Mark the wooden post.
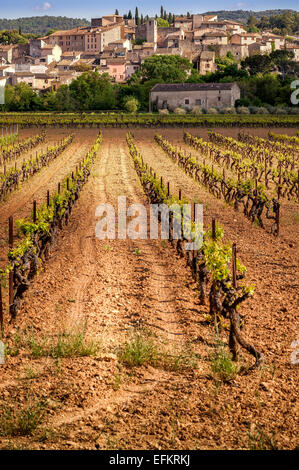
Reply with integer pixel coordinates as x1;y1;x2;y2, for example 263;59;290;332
33;200;37;223
211;217;218;334
276;202;280;237
58;182;60;194
67;178;69;190
8;216;13;316
47;190;50;207
160;176;163;188
0;283;3;334
192;201;197;261
230;243;239;360
167;182;170;197
179;189;181;200
212;218;216;240
232;243;237;289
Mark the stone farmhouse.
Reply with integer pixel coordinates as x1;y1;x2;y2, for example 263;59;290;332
149;82;241;111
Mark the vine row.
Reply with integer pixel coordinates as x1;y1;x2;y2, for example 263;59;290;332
126;131;263;369
155;133;280;235
1;132;102;317
0;134;73;202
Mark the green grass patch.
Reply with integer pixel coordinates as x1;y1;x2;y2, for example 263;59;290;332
210;347;240;383
0;400;47;437
118;330;198;372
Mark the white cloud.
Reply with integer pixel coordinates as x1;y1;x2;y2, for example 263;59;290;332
236;2;245;6
35;2;52;11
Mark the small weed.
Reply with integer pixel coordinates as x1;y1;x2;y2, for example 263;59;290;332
27;325;99;359
253;217;262;228
104;245;112;252
248;425;278;450
161;240;168;248
36;426;57;443
162;350;198;372
133;247;141;256
210;347;240;383
4;332;22;357
50;330;98;358
54;357;62;376
118;331;197;371
25;367;38;380
0;401;46;437
112;372;122;391
118;332;159;367
28;335;48;358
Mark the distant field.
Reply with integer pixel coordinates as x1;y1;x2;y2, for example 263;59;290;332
0;112;299;128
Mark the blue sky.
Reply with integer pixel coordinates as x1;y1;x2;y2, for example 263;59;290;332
0;1;298;19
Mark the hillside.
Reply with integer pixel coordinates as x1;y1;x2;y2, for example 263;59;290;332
202;9;297;23
0;16;90;35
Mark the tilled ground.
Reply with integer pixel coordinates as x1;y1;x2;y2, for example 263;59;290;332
0;128;298;450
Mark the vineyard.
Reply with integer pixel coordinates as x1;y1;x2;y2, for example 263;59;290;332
0;112;299;128
0;124;297;451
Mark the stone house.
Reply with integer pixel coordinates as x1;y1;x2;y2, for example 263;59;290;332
223;20;246;35
105;57;127;82
46;23;122;53
262;34;285;50
30;40;62;64
0;76;7;103
201;31;228;46
198;51;216;75
150;82;240;111
284;44;299;61
0;45;14;64
231;33;262;46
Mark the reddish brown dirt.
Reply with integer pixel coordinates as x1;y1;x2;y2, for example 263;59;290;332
0;128;298;450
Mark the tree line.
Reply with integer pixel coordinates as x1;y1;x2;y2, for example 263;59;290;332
1;51;298;113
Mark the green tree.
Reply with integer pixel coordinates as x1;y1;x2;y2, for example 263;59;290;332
4;83;42;111
241;54;273;76
68;71;116;110
156;18;169;27
0;29;27;44
257;16;270;30
123;96;139;113
135;7;139;25
41;88;57;111
132;55;193;83
115;9;119;15
55;85;76;111
45;29;56;36
247;14;258;28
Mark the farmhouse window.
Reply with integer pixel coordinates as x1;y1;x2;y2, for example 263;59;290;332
185;99;189;105
195;99;201;105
